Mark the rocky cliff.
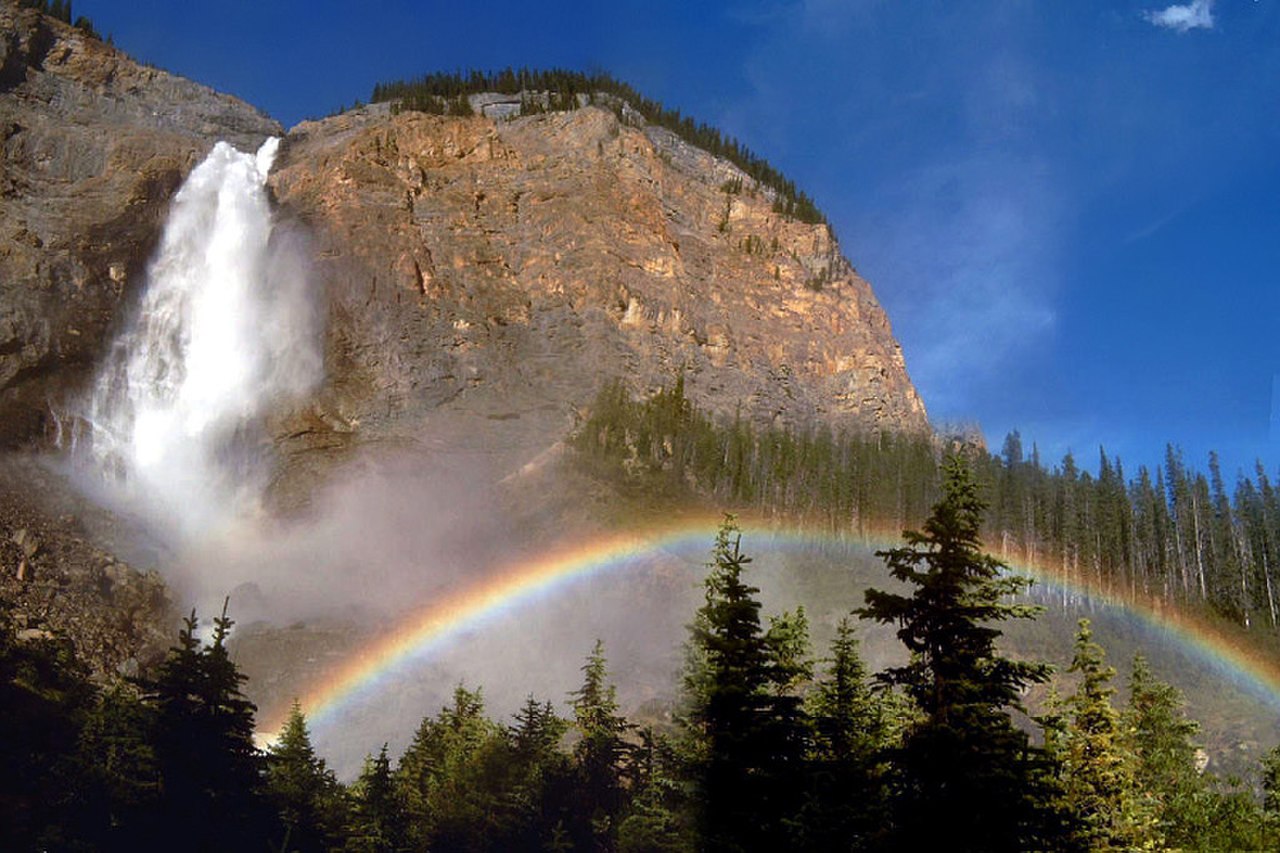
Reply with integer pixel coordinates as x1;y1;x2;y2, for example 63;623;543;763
0;3;278;672
0;2;280;446
266;101;927;496
0;2;928;672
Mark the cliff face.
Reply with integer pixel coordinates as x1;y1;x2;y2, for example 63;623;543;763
267;102;927;488
0;3;280;445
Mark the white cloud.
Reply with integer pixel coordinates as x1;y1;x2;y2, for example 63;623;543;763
1145;0;1215;32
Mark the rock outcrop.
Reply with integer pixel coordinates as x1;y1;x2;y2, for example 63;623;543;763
268;102;927;490
0;3;280;445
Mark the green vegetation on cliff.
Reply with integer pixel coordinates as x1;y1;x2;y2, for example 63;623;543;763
572;377;1280;637
370;67;826;224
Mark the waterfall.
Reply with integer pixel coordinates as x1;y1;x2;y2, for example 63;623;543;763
76;138;321;538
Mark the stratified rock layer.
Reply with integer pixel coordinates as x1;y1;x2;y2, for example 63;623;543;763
0;3;280;445
269;104;927;486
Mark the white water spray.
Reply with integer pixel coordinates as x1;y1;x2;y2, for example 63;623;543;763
76;139;321;539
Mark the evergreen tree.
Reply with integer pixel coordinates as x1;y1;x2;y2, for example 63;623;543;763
501;695;573;849
347;745;408;853
266;701;348;853
72;683;160;849
395;685;503;851
616;727;693;853
0;611;99;850
682;517;810;851
140;603;270;851
568;640;631;851
1057;620;1157;850
1124;653;1205;846
804;616;891;850
859;456;1057;851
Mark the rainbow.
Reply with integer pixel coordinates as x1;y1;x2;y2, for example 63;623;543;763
256;516;1280;741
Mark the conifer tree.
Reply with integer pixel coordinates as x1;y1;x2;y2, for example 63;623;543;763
616;727;693;853
682;517;811;851
805;616;890;850
859;456;1057;851
347;745;408;853
266;701;348;853
568;640;631;850
1057;620;1157;850
1125;653;1205;846
141;603;270;851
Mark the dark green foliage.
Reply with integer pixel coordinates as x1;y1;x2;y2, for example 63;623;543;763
71;684;160;849
266;701;349;853
859;457;1058;851
574;378;1280;635
682;518;811;851
347;745;408;853
370;68;825;224
803;617;892;849
568;640;631;850
573;377;939;531
394;685;504;851
138;602;272;851
617;727;694;852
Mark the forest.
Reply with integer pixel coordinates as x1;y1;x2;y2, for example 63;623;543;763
369;68;825;225
4;454;1280;851
573;377;1280;636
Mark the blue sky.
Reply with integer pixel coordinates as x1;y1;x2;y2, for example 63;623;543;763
79;0;1280;479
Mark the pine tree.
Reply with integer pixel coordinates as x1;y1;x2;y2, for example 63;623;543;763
72;684;160;849
616;727;693;853
141;603;270;851
1125;652;1205;846
396;684;503;851
568;640;631;851
266;701;348;853
1057;620;1158;850
682;516;810;851
805;616;890;850
347;745;408;853
859;455;1057;851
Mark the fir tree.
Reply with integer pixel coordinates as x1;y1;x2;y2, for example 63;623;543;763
1058;620;1158;850
140;603;270;851
804;616;891;850
682;517;810;851
395;684;503;851
266;701;348;853
568;640;631;851
1124;652;1205;846
859;455;1057;851
347;745;408;853
616;727;693;853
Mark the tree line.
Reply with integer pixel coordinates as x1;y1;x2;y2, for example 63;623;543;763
369;68;826;225
17;0;101;39
572;377;1280;635
4;461;1280;850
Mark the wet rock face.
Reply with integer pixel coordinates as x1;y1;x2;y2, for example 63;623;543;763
268;103;928;485
0;4;281;447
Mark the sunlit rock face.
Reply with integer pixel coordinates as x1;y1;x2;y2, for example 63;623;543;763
0;4;280;447
267;102;928;499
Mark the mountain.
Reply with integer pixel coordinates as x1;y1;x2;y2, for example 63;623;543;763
264;99;927;505
0;3;280;446
0;4;926;675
